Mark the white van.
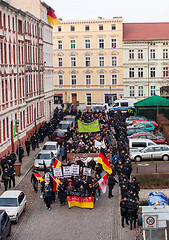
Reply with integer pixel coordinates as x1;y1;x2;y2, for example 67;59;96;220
129;139;156;153
110;98;137;111
92;104;109;113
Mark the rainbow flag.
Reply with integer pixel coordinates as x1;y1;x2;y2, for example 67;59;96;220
47;7;61;25
67;196;94;209
33;173;43;182
97;148;112;175
53;158;61;168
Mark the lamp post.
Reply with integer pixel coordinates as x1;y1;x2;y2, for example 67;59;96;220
14;120;20;163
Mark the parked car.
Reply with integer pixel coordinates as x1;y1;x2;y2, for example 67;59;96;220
51;130;66;144
0;210;11;239
41;142;60;157
129;122;155;132
63;115;76;127
34;151;55;170
129;139;156;152
129;133;166;144
127;128;147;136
130;145;169;162
58;120;73;132
0;191;26;223
132;120;158;128
125;116;147;125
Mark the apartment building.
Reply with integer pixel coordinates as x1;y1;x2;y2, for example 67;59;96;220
0;0;45;157
123;23;169;100
8;0;54;121
53;17;124;109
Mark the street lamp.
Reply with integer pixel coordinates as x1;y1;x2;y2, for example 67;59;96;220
14;120;20;163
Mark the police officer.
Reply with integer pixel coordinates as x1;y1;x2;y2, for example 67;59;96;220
16;144;24;163
120;197;129;227
128;199;139;230
108;173;118;198
8;165;15;188
130;177;140;201
25;138;31;156
2;168;10;191
31;134;36;151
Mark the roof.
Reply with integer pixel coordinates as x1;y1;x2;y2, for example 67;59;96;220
0;190;22;198
134;95;169;107
123;23;169;41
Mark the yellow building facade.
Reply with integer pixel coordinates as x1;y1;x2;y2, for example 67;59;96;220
53;17;123;109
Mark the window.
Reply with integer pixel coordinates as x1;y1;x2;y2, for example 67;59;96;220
163;42;168;45
85;39;90;49
150;67;155;78
85;25;90;31
99;39;104;49
70;25;75;31
18;20;22;33
58;75;63;86
8;15;10;30
111;24;116;30
163;67;169;77
54;95;63;104
58;57;62;67
70;39;76;49
71;75;76;86
99;24;103;30
99;74;105;86
85;56;90;67
3;14;6;29
0;11;2;28
112;74;117;85
138;68;143;78
130;86;134;97
86;75;91;86
58;26;61;32
111;56;117;66
129;68;134;78
111;39;117;48
129;50;134;59
151;86;156;96
163;49;168;59
138;86;143;97
71;57;76;67
86;93;91;105
99;56;104;67
150;49;155;59
57;40;62;50
138;49;143;59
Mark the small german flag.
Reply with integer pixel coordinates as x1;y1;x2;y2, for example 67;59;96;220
97;148;112;175
49;174;61;191
33;173;43;182
53;158;61;168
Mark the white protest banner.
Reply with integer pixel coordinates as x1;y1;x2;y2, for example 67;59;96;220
53;167;63;178
83;167;92;176
71;165;79;176
45;173;50;183
94;139;106;149
63;166;72;177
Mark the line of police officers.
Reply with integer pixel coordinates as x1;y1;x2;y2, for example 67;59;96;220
111;110;140;230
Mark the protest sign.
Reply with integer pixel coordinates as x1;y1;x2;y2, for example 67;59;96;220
78;119;100;133
53;167;63;178
45;173;50;183
63;166;72;177
71;165;79;176
83;167;92;176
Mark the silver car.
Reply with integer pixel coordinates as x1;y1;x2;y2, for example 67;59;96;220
130;145;169;162
34;151;55;170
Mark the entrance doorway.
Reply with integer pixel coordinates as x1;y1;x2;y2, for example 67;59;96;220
72;93;77;109
105;94;117;105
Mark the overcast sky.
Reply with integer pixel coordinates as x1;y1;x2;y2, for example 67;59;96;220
45;0;169;22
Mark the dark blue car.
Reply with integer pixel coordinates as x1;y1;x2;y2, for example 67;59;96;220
0;210;11;240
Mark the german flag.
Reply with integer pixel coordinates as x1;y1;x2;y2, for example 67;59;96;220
67;196;94;209
49;174;61;191
33;173;43;182
47;7;61;25
53;158;61;168
97;148;112;175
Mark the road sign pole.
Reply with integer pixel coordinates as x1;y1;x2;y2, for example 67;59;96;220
150;229;152;240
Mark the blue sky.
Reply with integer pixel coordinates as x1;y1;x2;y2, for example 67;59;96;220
45;0;169;22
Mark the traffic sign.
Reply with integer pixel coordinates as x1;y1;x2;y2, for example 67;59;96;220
143;215;158;229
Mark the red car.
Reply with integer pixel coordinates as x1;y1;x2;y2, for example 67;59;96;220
130;133;166;144
132;119;158;128
51;130;66;144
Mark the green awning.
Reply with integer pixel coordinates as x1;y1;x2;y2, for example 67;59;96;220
134;95;169;107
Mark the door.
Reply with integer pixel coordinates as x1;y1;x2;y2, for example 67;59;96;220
72;94;77;110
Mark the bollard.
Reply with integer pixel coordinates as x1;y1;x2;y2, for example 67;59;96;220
155;164;157;173
151;154;153;163
136;166;138;173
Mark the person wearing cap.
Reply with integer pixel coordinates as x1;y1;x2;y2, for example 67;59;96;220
43;182;52;210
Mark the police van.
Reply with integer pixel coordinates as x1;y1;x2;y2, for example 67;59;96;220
109;98;137;112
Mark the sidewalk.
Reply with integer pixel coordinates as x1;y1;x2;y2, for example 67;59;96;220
0;138;48;195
